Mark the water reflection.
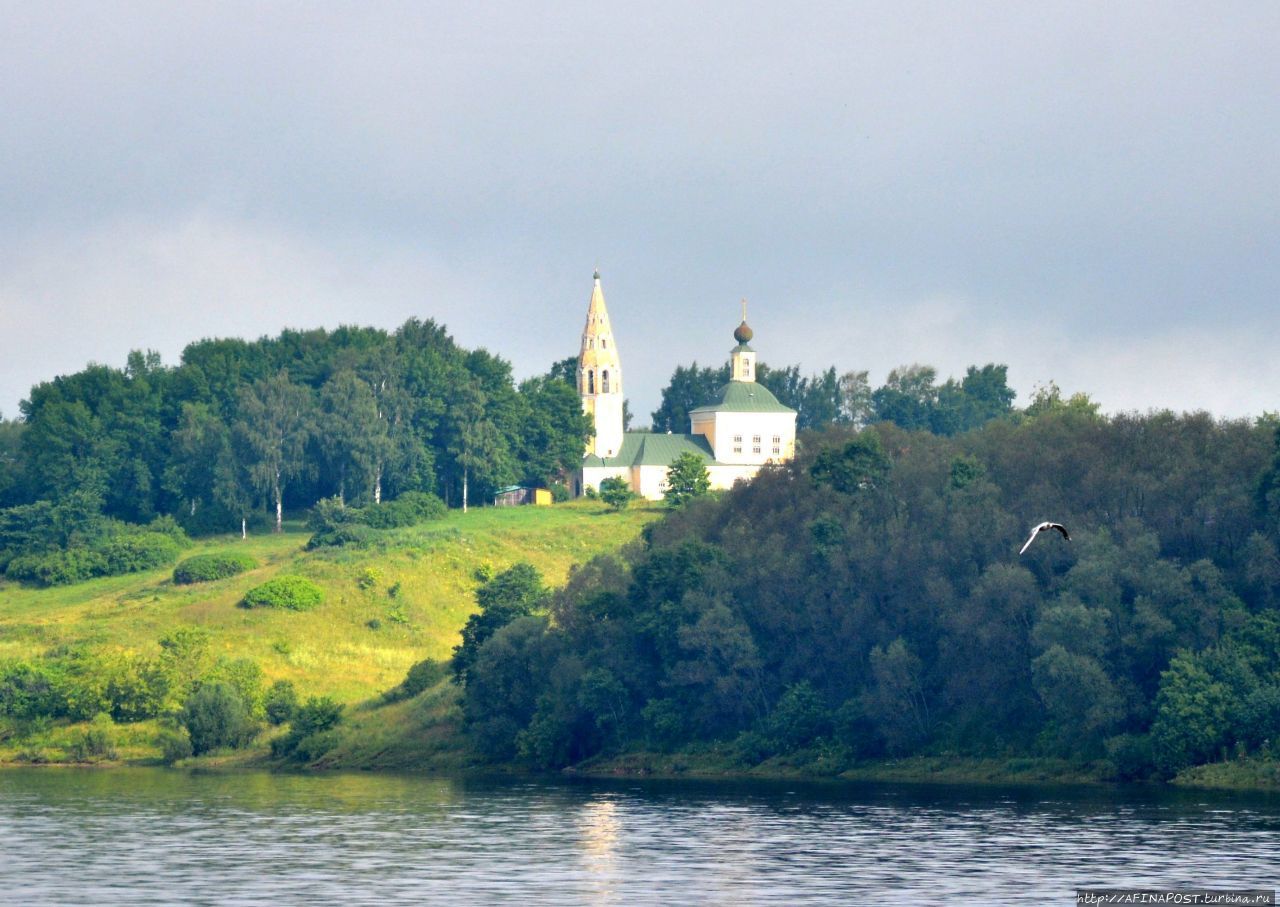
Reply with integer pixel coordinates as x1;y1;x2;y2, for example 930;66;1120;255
1;769;1278;905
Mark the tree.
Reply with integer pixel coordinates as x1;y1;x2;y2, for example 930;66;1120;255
181;682;257;755
1257;422;1280;534
664;452;711;507
235;371;315;532
870;364;938;430
446;381;503;513
651;364;728;433
164;402;230;520
516;376;593;487
452;563;549;684
838;370;872;427
0;414;26;508
809;431;890;493
318;370;387;506
598;476;634;511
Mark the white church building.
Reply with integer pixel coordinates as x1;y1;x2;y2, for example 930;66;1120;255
577;272;797;500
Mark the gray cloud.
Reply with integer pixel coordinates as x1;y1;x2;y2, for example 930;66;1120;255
2;2;1277;421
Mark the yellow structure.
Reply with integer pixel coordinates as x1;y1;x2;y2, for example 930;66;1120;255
578;275;797;500
578;271;625;460
533;488;553;506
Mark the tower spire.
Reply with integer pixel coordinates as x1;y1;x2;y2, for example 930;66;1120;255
578;270;624;458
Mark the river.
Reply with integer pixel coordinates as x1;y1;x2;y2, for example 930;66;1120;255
1;768;1277;904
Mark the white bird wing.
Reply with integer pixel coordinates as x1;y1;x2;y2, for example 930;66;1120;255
1018;528;1040;555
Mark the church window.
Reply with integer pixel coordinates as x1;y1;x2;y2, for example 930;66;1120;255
602;370;610;393
602;338;607;349
772;435;782;455
752;434;761;454
733;434;742;455
588;371;595;394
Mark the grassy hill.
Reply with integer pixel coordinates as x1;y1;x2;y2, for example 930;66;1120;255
0;501;658;764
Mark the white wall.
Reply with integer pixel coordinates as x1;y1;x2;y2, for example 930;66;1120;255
709;411;796;465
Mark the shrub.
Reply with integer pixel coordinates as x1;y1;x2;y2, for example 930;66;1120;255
156;726;193;765
549;483;571;503
69;713;118;762
306;523;379;550
598;477;633;511
1105;733;1157;781
290;730;340;763
5;548;106;586
181;682;258;755
272;696;344;761
241;576;323;611
305;496;357;533
0;660;66;720
360;491;446;528
98;531;182;575
383;658;447;703
2;518;185;587
203;657;265;719
173;552;257;584
264;680;298;726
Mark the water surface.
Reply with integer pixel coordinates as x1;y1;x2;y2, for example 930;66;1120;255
1;768;1277;904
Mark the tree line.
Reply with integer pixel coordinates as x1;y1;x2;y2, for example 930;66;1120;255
649;361;1022;435
455;406;1280;778
0;321;592;538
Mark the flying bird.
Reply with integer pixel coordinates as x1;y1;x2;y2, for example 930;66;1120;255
1019;522;1070;555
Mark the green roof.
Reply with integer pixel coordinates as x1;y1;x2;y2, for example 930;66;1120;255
583;432;714;468
688;381;796;415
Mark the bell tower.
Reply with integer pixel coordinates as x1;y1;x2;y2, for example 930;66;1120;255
578;270;625;458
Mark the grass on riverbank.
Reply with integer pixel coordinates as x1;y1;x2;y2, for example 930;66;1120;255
0;500;659;764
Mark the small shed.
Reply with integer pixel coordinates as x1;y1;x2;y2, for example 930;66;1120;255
493;486;553;507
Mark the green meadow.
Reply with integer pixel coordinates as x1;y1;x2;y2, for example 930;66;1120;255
0;501;658;764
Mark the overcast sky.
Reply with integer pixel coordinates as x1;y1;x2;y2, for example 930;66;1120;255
2;2;1277;423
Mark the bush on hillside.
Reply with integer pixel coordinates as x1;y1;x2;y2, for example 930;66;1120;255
383;658;448;703
241;576;323;611
360;491;447;528
306;523;379;550
5;548;107;586
2;517;187;587
264;680;298;725
181;682;258;755
68;713;118;762
174;552;257;584
305;492;446;548
0;660;66;720
271;695;344;761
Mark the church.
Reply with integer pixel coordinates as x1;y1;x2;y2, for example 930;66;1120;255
577;272;797;500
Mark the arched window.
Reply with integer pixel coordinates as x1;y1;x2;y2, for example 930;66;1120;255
602;370;610;393
588;371;595;394
602;338;607;349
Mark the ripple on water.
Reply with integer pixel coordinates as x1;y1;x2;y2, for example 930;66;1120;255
1;770;1278;905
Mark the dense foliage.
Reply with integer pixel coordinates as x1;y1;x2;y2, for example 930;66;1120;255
173;552;257;584
240;575;324;611
0;325;592;542
650;361;1018;435
304;492;446;549
598;477;634;512
461;409;1280;778
664;452;711;507
0;498;189;586
271;696;345;762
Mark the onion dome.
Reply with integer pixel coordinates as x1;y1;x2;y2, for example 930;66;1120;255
733;320;753;344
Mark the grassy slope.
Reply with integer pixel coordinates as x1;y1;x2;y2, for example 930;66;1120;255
0;501;657;762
